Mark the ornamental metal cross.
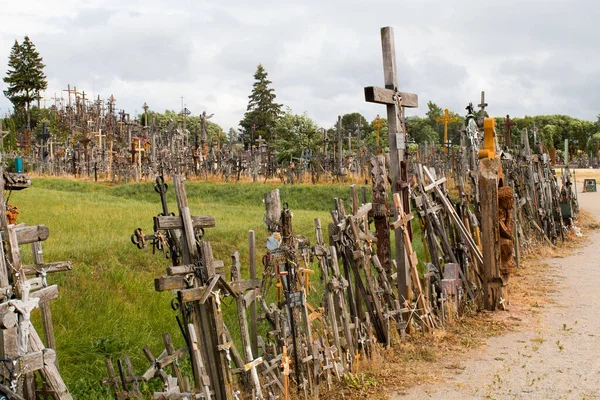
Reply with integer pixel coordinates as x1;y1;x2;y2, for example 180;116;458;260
364;26;419;301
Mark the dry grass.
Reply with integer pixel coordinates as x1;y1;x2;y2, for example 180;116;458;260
320;210;600;399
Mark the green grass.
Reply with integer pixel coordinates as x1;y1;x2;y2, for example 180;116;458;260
12;178;425;398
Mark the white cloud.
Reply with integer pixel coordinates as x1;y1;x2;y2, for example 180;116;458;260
1;0;599;130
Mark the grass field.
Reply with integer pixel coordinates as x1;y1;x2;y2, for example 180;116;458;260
12;178;425;398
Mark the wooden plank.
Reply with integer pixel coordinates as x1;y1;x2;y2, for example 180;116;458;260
155;276;186;292
28;323;72;399
154;215;215;230
167;261;225;276
364;86;418;108
230;279;261;294
6;225;23;291
31;285;59;303
179;276;219;303
22;261;72;276
15;224;50;245
162;333;185;390
31;242;58;360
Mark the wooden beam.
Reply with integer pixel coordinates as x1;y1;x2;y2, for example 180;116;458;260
22;261;72;276
15;224;50;245
154;215;215;230
364;86;418;108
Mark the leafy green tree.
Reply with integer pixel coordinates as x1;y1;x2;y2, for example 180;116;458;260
406;116;438;144
586;132;600;157
340;112;369;147
273;109;319;162
3;36;48;130
239;64;282;146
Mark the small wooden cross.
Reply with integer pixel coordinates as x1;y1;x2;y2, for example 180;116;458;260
94;129;105;149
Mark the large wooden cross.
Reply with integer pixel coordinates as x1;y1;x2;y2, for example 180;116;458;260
364;26;418;300
436;108;457;152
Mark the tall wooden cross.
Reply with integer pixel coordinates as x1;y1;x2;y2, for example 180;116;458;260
436;108;457;152
364;26;418;301
504;114;516;148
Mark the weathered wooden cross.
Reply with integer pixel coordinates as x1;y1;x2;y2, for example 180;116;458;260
364;26;418;302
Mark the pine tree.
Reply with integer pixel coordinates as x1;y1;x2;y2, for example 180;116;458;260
239;64;282;146
3;36;48;130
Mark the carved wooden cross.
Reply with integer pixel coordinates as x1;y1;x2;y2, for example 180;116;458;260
364;26;419;302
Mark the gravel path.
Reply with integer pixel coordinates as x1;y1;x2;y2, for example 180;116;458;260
393;188;600;400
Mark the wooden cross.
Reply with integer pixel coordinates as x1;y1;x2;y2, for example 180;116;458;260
436;109;457;152
504;114;516;148
391;193;434;332
281;345;291;400
94;129;105;149
364;26;418;302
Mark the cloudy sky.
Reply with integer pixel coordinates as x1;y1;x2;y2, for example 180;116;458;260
0;0;598;131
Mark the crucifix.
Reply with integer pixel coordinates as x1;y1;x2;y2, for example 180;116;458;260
436;109;457;152
504;114;516;149
364;26;419;301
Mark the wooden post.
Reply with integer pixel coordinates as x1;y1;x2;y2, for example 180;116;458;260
248;230;258;358
337;116;343;176
479;157;502;310
231;251;263;399
31;242;57;355
172;175;232;400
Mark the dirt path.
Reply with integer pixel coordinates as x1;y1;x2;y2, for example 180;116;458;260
394;188;600;400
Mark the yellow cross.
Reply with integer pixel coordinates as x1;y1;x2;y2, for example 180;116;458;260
436;109;457;152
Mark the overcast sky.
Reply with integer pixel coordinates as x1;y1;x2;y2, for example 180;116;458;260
1;0;599;131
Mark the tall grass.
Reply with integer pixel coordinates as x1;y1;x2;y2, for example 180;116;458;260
13;178;424;398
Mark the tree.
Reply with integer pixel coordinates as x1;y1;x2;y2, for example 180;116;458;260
273;108;319;162
406;116;438;144
3;36;48;130
239;64;282;146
